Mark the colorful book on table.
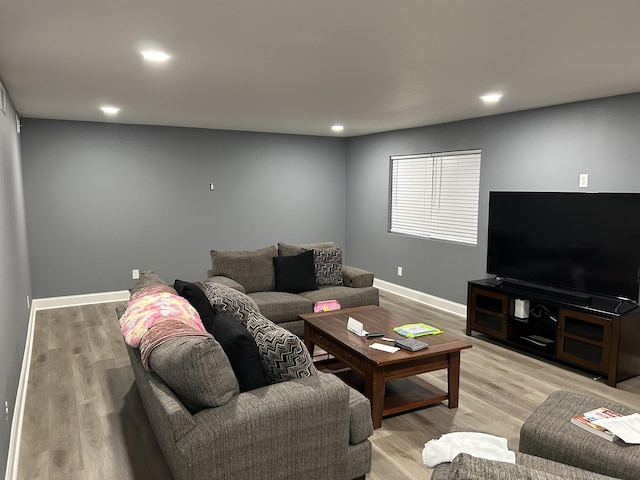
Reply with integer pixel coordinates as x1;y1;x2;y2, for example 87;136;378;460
570;407;622;442
393;323;442;338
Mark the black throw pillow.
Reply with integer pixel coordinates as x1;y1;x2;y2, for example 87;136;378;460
173;279;217;333
272;250;318;293
212;312;268;392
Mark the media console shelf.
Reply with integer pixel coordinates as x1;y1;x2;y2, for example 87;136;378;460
466;279;640;387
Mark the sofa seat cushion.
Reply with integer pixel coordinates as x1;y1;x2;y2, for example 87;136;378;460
210;245;277;293
246;314;317;383
299;285;380;309
148;336;239;413
247;291;314;323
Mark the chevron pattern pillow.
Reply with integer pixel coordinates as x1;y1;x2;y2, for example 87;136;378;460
247;314;316;383
311;247;344;286
203;280;260;326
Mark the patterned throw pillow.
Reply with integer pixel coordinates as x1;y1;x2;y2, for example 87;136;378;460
311;247;344;286
246;313;317;383
203;280;260;325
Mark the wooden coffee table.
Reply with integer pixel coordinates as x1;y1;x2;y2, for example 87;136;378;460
300;305;472;428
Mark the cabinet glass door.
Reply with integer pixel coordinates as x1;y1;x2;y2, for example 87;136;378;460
558;310;611;372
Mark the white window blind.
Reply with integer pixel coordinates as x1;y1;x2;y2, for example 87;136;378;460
390;149;481;245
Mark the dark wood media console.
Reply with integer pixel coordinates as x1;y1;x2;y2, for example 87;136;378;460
466;279;640;387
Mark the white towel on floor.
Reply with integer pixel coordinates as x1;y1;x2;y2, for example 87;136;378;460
422;432;516;468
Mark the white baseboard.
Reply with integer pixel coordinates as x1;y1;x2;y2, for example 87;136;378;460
374;279;467;318
5;290;129;480
31;290;130;311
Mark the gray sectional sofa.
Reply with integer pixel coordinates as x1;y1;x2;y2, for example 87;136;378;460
117;272;374;480
207;242;379;336
431;390;640;480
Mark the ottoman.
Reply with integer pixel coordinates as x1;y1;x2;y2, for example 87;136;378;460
519;390;640;480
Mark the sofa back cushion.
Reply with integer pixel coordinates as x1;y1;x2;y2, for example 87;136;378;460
210;245;277;293
148;336;239;413
277;241;335;257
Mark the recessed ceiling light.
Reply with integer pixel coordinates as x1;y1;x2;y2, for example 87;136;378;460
481;93;503;104
100;105;120;115
141;50;171;62
331;125;344;133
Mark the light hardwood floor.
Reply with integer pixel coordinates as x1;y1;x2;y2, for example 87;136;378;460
16;291;640;479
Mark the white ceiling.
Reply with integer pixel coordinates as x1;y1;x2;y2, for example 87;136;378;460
1;1;640;137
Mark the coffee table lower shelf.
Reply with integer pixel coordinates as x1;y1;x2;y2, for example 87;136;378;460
316;359;448;421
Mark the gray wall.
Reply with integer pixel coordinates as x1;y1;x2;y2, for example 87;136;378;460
21;120;347;298
21;93;640;305
0;84;31;476
345;93;640;304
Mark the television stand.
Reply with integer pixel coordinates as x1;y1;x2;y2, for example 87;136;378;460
466;279;640;387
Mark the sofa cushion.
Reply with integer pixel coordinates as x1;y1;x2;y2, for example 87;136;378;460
210;245;277;293
519;390;639;480
173;279;217;332
273;250;318;293
445;453;613;480
148;336;239;413
247;314;317;383
247;291;314;323
277;241;335;257
203;280;261;325
212;312;268;392
299;285;380;309
310;246;344;286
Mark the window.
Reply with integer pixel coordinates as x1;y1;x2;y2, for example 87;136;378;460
389;149;481;245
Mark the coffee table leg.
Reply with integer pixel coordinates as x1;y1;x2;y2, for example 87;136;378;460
303;324;313;353
365;369;385;428
447;352;461;408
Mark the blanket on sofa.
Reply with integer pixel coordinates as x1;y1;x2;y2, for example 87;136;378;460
119;289;207;348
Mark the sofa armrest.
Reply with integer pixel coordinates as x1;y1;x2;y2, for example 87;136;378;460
348;388;373;444
342;265;374;288
205;275;246;293
177;372;370;478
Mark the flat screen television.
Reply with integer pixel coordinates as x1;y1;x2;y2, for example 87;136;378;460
487;192;640;302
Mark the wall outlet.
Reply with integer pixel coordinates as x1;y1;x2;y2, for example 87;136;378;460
397;266;403;276
4;399;8;421
579;173;589;188
132;269;140;280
